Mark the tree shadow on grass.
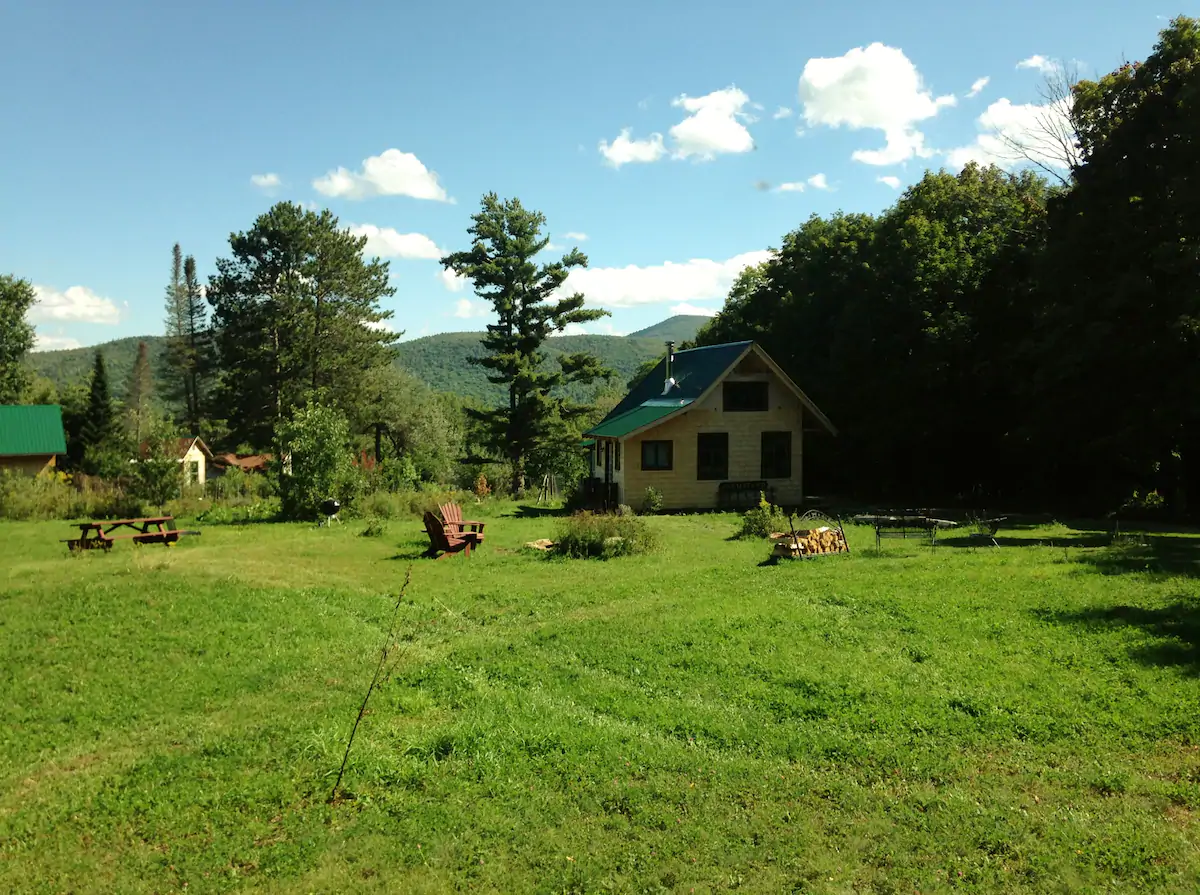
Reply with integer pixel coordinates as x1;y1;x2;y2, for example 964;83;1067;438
1074;535;1200;579
935;533;1113;550
505;505;571;519
1034;600;1200;674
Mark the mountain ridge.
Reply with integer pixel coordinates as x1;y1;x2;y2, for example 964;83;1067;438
25;315;709;404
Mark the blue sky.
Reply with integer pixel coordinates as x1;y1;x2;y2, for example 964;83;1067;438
0;0;1172;351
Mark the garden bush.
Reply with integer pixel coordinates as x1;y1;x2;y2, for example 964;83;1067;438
641;486;664;515
736;492;789;539
553;511;657;559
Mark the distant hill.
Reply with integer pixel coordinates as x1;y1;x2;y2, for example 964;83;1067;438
627;315;709;344
27;327;675;404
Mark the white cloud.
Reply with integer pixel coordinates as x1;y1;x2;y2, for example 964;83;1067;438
946;96;1075;171
250;172;281;190
671;302;717;317
599;128;667;167
346;223;442;259
563;231;588;241
31;334;82;352
878;175;902;189
438;268;468;292
557;250;772;309
773;106;793;119
453;298;491;319
1017;55;1056;74
669;86;755;160
798;42;956;166
559;321;627;337
312;149;449;201
30;285;121;324
967;77;990;98
776;182;806;192
806;173;832;191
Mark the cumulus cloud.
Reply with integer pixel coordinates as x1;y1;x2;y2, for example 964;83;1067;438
775;173;830;193
773;106;793;119
31;334;82;352
438;268;469;292
563;231;588;241
453;298;491;319
346;223;442;259
878;175;902;188
669;86;755;160
557;250;772;309
671;302;718;317
1017;55;1056;74
967;77;990;98
560;321;627;337
30;285;121;324
798;42;955;165
946;96;1075;171
599;129;667;167
313;149;449;201
250;172;281;190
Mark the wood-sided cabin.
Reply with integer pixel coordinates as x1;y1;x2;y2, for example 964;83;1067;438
0;405;68;476
583;340;836;511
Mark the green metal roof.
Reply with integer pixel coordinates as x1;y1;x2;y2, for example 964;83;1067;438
584;341;753;439
0;405;67;456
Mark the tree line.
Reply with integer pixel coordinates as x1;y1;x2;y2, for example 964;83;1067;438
692;17;1200;515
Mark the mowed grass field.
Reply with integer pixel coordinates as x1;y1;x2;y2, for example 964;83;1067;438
3;508;1200;893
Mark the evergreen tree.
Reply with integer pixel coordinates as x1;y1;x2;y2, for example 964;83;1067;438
0;274;37;403
206;202;396;449
125;340;154;444
163;244;190;421
182;254;207;432
441;194;612;497
79;351;123;477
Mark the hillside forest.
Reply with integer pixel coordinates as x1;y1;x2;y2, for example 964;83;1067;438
2;17;1198;517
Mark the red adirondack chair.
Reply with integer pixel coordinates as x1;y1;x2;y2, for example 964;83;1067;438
438;502;486;543
422;511;480;559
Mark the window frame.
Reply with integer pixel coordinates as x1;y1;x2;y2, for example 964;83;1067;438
723;380;770;412
641;439;673;471
760;430;792;479
696;432;729;481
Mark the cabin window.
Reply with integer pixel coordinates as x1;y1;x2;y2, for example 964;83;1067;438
696;432;729;480
761;431;792;479
723;380;769;412
188;461;201;484
641;440;673;471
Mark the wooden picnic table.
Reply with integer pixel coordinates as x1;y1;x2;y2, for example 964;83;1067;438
64;516;199;552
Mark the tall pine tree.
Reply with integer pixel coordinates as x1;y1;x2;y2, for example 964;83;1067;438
164;244;207;434
125;340;154;444
78;350;122;476
441;193;611;497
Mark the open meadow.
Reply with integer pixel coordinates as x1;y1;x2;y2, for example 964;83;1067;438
3;508;1200;893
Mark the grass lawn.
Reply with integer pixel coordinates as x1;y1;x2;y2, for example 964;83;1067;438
3;507;1200;893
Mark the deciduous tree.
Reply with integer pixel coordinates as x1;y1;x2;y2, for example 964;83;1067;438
0;274;37;403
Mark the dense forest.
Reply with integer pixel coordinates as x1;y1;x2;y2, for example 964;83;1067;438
693;17;1200;514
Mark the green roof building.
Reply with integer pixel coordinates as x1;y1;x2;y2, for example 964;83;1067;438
582;341;835;511
0;405;68;476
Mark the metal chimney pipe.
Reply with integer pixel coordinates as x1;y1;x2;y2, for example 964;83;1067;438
665;341;675;388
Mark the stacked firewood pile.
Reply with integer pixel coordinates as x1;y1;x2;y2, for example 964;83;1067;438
770;525;849;558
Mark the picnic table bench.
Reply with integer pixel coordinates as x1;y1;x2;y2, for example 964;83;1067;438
63;516;199;552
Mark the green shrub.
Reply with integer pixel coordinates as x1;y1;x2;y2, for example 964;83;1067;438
274;401;360;521
352;487;474;519
360;518;388;538
737;492;789;539
194;499;279;525
553;511;657;559
0;470;144;521
641;486;664;514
